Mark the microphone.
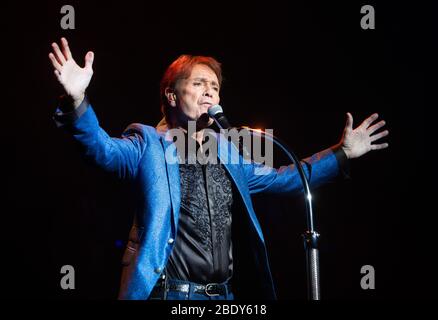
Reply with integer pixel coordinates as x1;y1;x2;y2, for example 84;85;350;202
208;104;252;159
208;104;231;129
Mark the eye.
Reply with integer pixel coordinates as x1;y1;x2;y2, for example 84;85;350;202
213;87;219;92
193;82;201;86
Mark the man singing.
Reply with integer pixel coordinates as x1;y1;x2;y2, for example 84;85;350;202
49;37;389;300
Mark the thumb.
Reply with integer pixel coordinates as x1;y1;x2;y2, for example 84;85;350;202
84;51;94;70
345;112;353;132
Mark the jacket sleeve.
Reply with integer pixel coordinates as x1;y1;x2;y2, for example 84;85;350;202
243;146;347;195
53;96;147;180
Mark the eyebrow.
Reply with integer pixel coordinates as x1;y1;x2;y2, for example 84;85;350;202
191;77;219;87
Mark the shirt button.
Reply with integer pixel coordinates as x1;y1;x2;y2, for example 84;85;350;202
154;268;162;274
168;238;174;244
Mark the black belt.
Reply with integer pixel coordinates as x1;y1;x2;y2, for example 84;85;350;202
152;278;232;297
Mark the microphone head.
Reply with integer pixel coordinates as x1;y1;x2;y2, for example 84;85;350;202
208;104;223;118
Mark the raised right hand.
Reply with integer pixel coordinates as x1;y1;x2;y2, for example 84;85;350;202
48;37;94;108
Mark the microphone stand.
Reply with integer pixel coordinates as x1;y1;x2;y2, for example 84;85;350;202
214;122;321;300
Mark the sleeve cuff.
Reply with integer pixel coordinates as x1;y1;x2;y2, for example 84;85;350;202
332;145;351;180
53;95;89;127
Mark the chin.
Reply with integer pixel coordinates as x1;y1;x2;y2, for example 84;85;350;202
196;113;212;129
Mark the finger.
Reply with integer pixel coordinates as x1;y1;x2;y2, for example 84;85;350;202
370;130;389;142
61;37;72;60
48;53;62;72
54;69;61;82
345;112;353;132
84;51;94;70
51;42;66;65
367;120;386;135
360;113;379;129
371;143;389;150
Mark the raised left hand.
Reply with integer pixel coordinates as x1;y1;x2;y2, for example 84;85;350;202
340;113;389;159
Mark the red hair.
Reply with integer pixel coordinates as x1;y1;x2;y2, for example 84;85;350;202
160;55;223;125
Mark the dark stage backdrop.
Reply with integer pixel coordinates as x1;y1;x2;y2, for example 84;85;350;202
6;0;430;299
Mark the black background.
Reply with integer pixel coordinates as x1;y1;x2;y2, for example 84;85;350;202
6;0;431;300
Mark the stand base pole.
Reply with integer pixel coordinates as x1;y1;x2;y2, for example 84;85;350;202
303;231;321;300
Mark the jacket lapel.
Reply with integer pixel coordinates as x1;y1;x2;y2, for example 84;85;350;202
159;131;181;233
217;134;265;243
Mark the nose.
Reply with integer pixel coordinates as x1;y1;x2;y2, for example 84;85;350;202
203;90;213;98
202;82;216;98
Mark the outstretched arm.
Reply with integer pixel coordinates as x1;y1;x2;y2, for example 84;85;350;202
245;113;389;195
49;38;146;179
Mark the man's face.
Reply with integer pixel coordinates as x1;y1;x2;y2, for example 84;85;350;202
170;64;220;127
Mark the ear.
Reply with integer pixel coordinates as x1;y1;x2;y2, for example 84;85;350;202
165;87;177;107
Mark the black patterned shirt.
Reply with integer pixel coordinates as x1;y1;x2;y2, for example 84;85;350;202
165;136;234;284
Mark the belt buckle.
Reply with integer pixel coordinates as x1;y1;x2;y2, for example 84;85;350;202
205;283;220;297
